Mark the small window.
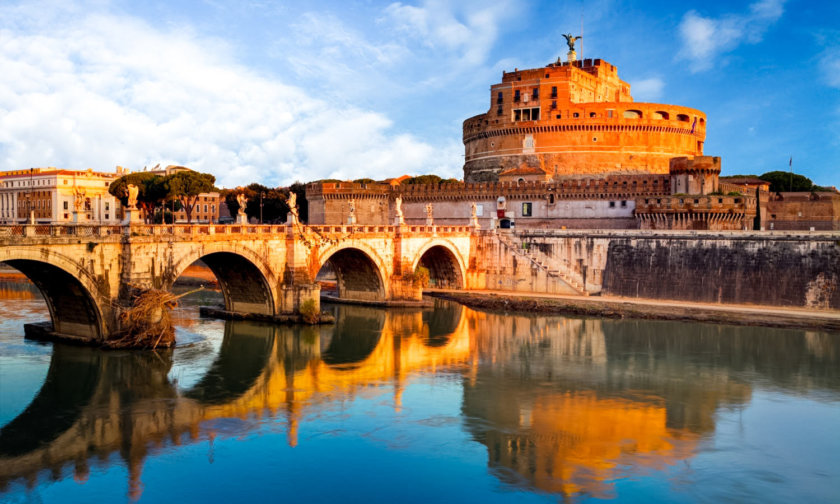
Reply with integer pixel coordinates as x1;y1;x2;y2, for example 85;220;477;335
694;199;699;204
573;112;580;118
623;109;642;119
496;91;503;104
609;201;616;208
653;111;669;120
514;90;520;102
556;114;562;119
677;114;690;122
551;86;557;98
497;106;502;116
532;88;539;100
718;198;723;203
607;109;614;118
63;201;68;210
514;109;521;121
589;112;596;118
620;200;627;207
551;100;557;109
549;194;555;204
522;202;532;216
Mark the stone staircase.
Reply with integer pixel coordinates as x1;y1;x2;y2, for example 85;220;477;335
495;233;589;295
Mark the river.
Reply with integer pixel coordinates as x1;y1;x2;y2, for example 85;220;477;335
0;272;838;503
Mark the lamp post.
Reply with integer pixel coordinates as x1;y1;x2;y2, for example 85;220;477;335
260;192;264;224
28;168;34;224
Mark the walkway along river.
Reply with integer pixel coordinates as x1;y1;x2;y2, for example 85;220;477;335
0;271;838;502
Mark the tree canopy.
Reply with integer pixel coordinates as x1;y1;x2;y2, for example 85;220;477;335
758;171;819;193
108;172;166;222
166;171;216;223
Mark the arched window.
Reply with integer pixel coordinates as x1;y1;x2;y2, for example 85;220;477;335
677;114;690;122
653;111;669;120
623;109;642;119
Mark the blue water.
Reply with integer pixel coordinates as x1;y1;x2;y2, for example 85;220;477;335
0;278;838;503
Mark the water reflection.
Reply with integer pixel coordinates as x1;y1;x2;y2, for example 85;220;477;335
0;292;837;502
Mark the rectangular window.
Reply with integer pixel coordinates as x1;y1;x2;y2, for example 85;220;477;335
105;202;110;211
514;90;520;102
607;109;614;118
609;201;616;208
514;109;521;121
521;202;532;216
497;106;502;116
496;91;503;104
551;86;557;98
620;200;627;207
204;204;208;212
532;88;539;100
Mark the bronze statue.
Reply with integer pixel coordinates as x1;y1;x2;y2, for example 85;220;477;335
563;33;582;52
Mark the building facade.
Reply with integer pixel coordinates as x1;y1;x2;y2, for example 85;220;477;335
463;58;706;182
0;168;122;224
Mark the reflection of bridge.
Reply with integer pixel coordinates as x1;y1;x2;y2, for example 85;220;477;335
0;304;471;498
0;223;478;341
2;303;837;501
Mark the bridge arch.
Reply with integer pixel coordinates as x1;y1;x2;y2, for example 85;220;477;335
0;248;106;340
411;240;466;290
317;243;388;302
170;244;277;316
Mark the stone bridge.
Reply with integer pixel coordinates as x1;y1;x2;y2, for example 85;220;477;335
0;223;481;343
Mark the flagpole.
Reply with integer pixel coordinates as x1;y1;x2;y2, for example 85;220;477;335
788;156;793;192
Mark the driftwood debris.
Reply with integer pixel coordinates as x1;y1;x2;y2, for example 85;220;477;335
106;287;204;350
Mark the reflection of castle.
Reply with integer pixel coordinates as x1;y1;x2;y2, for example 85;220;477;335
462;311;839;499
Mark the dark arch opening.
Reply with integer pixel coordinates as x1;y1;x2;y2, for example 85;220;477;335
0;344;101;457
321;305;385;367
318;248;385;302
421;302;463;347
416;246;464;290
178;252;274;316
2;260;102;340
184;321;275;405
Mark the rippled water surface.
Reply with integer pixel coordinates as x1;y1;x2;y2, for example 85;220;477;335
0;275;838;503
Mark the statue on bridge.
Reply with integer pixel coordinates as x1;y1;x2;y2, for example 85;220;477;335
125;184;139;210
348;198;357;225
425;202;434;226
73;187;86;212
394;195;404;226
471;202;480;229
236;193;249;224
287;192;299;225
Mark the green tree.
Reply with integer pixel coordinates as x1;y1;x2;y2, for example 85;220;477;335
405;174;443;185
759;171;815;193
108;172;165;223
165;171;216;223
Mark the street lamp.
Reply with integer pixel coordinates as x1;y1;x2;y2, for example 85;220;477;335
260;192;264;224
28;168;34;224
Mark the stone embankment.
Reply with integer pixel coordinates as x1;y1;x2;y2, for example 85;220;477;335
430;291;840;332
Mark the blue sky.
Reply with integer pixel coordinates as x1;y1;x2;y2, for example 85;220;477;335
0;0;837;188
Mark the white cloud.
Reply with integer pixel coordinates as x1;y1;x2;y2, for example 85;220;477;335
0;2;462;187
629;77;665;101
821;47;840;88
677;0;786;72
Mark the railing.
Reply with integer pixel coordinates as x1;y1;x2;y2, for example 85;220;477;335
0;223;477;240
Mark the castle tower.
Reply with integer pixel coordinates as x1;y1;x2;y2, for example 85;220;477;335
669;156;721;195
463;58;707;182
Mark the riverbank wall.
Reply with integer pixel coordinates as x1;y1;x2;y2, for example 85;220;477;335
478;230;840;310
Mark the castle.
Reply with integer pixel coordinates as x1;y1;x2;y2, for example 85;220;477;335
307;47;761;231
463;57;706;182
